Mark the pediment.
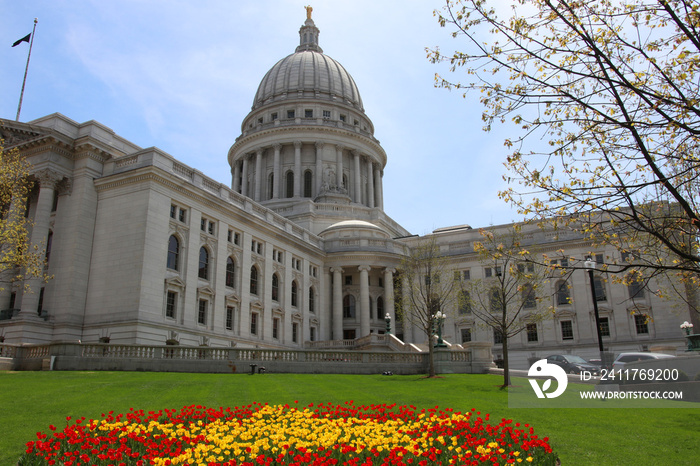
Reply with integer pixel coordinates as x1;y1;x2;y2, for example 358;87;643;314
165;276;186;288
197;285;215;296
0;123;51;148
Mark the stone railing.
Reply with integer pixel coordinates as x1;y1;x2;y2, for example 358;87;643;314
0;342;493;375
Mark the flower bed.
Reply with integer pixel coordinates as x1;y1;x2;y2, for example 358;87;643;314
19;402;557;465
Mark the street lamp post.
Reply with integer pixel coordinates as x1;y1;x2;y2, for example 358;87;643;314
434;311;447;348
385;313;392;335
584;257;607;368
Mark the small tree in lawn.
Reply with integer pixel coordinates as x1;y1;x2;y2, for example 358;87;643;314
0;138;45;294
398;237;461;377
467;226;550;388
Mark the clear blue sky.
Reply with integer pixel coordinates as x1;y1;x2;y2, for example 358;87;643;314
1;0;524;235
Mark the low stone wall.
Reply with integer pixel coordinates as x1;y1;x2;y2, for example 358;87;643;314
0;342;495;375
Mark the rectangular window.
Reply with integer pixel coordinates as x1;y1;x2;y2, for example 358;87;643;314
339;114;346;122
599;316;610;337
273;317;279;339
561;320;574;340
634;314;649;334
463;270;471;280
208;221;215;235
323;110;331;119
251;312;258;335
166;291;177;319
461;328;472;343
526;323;538;342
292;322;298;343
287;110;295;119
200;218;206;231
271;112;278;120
345;276;352;285
310;327;316;341
305;109;313;118
226;306;234;330
170;205;177;219
234;232;240;245
227;229;233;243
493;328;503;345
178;208;186;223
198;299;207;325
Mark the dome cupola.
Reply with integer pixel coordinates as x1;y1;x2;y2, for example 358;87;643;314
250;9;364;114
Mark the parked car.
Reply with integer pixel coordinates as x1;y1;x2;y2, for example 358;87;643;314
545;354;601;375
611;352;675;372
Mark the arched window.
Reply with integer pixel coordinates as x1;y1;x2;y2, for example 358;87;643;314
522;283;536;309
458;290;471;315
556;280;570;305
286;171;294;198
198;247;209;280
272;273;280;302
167;235;179;270
593;276;607;301
225;257;236;288
343;295;356;318
303;170;313;197
250;266;259;295
489;287;501;313
291;280;298;307
268;173;274;200
377;296;384;319
308;286;315;313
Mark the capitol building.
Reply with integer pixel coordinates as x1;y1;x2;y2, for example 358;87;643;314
0;12;689;368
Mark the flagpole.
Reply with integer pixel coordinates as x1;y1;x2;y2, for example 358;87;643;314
16;18;38;122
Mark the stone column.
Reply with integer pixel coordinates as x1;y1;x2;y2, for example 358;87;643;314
375;167;383;210
294;141;302;198
331;267;344;340
321;268;331;340
232;162;241;193
366;159;375;208
353;150;361;203
254;149;263;202
241;156;249;197
384;268;395;325
359;265;371;337
315;142;324;196
273;144;281;199
335;145;344;189
19;169;61;316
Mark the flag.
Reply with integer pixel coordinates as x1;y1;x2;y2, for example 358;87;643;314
12;33;31;47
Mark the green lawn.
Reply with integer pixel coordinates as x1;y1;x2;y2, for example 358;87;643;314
1;371;698;465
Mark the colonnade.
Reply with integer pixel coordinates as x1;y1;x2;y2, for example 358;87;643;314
231;141;384;208
10;169;65;317
326;266;395;340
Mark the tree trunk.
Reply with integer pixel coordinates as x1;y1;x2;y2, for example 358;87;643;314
502;332;511;388
428;337;436;377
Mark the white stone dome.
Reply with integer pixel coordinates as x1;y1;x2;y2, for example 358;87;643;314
251;17;364;113
320;219;389;237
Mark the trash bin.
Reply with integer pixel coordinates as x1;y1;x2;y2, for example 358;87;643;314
249;364;257;375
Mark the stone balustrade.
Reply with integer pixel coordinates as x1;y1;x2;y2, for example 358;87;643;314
0;342;494;375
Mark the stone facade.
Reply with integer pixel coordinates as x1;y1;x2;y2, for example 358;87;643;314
0;13;692;369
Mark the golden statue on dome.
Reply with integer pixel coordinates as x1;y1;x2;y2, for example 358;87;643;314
305;5;313;19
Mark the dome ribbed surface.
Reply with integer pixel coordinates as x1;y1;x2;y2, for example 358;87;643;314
252;50;364;111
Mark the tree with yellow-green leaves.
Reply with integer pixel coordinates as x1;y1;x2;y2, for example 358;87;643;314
466;226;551;388
428;1;700;318
0;138;45;298
396;237;462;377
